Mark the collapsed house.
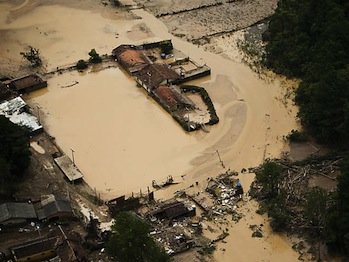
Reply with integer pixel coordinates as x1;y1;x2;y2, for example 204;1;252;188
149;201;196;220
106;195;141;217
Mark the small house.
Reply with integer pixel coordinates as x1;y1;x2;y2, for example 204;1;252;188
36;195;73;222
8;74;47;94
0;202;37;226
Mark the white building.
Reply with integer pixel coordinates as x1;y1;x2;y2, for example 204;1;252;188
0;96;42;133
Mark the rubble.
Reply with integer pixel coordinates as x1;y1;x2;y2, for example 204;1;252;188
205;171;244;218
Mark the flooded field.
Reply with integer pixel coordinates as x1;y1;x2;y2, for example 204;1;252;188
0;0;301;261
27;68;207;196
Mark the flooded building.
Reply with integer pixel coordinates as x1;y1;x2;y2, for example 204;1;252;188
112;40;218;132
112;45;149;74
8;74;47;94
153;85;194;112
150;201;196;220
134;63;180;91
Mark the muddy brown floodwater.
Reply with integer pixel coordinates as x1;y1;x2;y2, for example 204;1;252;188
27;68;207;196
0;0;301;261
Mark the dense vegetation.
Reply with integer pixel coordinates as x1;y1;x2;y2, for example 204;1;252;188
255;158;349;255
326;158;349;254
0;116;30;197
106;212;170;262
265;0;349;145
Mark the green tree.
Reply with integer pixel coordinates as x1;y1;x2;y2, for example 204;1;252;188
159;40;173;55
106;212;170;262
326;158;349;254
304;187;328;234
0;116;30;197
256;160;283;197
88;49;102;63
267;192;290;231
76;59;88;70
20;46;42;67
265;0;349;145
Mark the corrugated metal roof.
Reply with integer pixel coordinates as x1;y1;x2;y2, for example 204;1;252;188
37;200;72;220
0;203;37;223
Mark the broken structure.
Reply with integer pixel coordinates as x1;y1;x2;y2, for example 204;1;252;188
149;201;196;220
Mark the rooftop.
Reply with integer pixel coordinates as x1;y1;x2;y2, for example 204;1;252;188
54;155;84;182
134;63;180;90
9;74;47;92
37;199;73;220
11;237;59;260
0;203;37;224
0;96;42;133
112;45;149;73
154;85;194;111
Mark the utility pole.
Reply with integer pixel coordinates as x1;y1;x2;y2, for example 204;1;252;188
216;149;225;169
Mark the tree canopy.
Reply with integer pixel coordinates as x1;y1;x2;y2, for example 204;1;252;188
255;159;283;198
0;116;30;196
265;0;349;145
326;157;349;254
106;212;170;262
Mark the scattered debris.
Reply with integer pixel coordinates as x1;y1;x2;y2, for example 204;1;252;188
152;175;178;189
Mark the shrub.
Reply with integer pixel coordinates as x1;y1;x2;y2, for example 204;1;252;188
88;49;102;63
76;59;88;70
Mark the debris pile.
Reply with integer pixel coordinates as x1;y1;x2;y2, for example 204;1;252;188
250;157;341;206
205;171;244;219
